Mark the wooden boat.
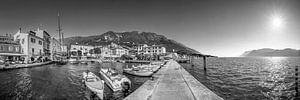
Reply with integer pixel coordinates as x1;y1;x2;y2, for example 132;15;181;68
123;66;154;77
99;68;131;92
82;72;104;100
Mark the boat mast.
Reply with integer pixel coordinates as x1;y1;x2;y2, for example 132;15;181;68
57;11;62;50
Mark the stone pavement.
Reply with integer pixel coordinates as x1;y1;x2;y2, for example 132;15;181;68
125;60;223;100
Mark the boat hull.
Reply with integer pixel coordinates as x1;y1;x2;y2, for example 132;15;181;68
99;70;122;92
123;70;153;77
83;72;104;100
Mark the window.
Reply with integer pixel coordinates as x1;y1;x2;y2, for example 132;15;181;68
73;48;76;50
31;38;35;43
8;46;12;51
38;41;42;45
0;46;3;51
32;48;34;53
15;47;19;52
22;39;25;44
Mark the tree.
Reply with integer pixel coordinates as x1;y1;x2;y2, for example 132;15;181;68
120;54;133;60
94;48;101;54
89;49;94;55
70;51;77;56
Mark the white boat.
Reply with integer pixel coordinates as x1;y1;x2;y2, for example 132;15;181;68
123;66;154;77
151;61;165;66
69;57;79;64
99;68;131;92
149;65;161;72
80;56;89;64
133;64;161;73
82;72;104;100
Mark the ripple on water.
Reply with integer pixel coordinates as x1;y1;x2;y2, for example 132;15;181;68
181;57;300;100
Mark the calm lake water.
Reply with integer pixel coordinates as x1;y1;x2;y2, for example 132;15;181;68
181;57;300;100
0;62;149;100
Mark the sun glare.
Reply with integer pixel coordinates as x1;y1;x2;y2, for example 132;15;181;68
270;14;285;30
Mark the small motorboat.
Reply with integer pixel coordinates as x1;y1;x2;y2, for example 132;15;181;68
80;56;89;64
123;65;154;77
83;71;104;100
99;68;131;92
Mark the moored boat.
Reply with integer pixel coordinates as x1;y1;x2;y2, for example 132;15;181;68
99;68;131;92
80;56;88;64
123;66;154;77
82;71;104;100
69;56;79;64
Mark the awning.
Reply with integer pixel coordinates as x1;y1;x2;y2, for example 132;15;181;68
0;53;27;56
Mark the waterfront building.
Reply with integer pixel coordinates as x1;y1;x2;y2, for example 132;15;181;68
50;37;61;60
34;28;51;58
70;44;94;56
132;44;148;55
14;29;44;63
0;34;23;62
100;43;129;59
144;45;166;55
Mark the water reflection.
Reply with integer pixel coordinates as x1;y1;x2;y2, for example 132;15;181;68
180;57;300;100
0;62;150;100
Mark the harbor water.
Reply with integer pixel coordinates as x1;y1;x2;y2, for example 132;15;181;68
181;57;300;100
0;62;150;100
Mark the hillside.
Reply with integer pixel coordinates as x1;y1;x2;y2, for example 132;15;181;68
64;31;201;54
241;48;300;57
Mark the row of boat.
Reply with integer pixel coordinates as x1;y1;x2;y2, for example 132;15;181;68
82;61;166;99
82;68;131;100
123;61;166;77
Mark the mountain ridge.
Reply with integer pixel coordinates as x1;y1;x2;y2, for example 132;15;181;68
63;31;201;54
241;48;300;57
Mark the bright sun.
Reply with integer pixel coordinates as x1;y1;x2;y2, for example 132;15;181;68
270;14;285;29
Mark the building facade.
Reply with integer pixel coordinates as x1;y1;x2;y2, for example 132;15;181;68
70;44;94;56
0;35;22;62
133;44;148;55
14;29;44;62
35;28;51;57
100;43;129;59
50;37;61;60
144;45;166;55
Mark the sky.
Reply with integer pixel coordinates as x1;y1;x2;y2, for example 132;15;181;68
0;0;299;57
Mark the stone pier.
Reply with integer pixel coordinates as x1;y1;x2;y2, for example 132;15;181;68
124;60;223;100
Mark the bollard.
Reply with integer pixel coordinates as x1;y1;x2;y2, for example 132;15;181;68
203;56;207;72
296;66;299;97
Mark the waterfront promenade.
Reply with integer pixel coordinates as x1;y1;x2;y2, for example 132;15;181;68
125;59;223;100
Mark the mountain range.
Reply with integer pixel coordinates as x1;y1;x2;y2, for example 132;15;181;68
63;31;200;54
241;48;300;57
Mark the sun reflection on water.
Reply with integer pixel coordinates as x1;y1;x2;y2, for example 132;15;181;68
259;57;290;99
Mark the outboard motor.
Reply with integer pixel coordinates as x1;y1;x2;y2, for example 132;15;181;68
122;82;131;95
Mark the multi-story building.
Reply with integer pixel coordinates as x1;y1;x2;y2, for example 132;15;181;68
133;44;148;55
144;45;166;55
70;44;94;56
0;34;22;61
35;28;51;57
14;29;44;62
100;43;129;59
50;37;61;60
